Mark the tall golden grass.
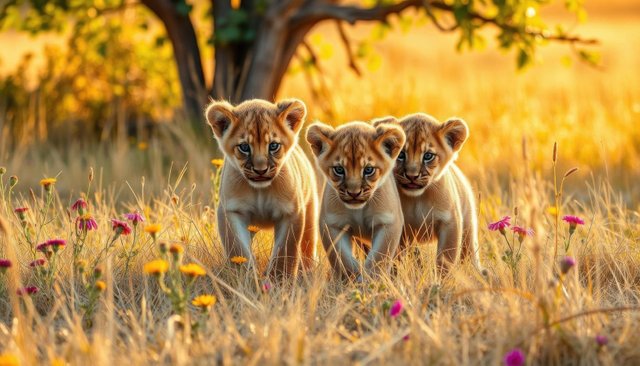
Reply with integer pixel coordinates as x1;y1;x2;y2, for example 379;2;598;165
1;9;639;365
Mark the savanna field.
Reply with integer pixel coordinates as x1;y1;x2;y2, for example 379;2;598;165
1;1;640;365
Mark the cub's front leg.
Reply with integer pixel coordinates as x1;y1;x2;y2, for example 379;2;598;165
268;214;305;277
365;220;403;276
320;221;361;279
217;206;255;265
436;220;462;276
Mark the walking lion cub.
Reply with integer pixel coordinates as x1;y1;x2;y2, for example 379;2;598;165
306;120;405;280
374;113;485;275
205;98;318;277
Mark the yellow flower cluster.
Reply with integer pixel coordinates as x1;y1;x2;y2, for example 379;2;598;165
230;256;248;264
143;259;169;275
179;263;206;277
192;294;217;308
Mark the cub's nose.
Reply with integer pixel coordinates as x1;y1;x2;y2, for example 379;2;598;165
347;190;362;198
253;167;268;175
406;173;420;181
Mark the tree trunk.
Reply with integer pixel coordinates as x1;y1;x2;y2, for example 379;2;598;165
142;0;206;127
211;2;316;104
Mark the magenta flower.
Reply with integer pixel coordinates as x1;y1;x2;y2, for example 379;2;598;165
511;226;534;236
595;334;608;347
562;215;585;225
47;239;66;252
0;259;12;273
511;226;534;242
36;242;50;253
14;207;28;220
29;258;46;267
124;212;145;226
488;216;511;234
77;214;98;231
389;299;404;318
562;215;585;235
17;286;39;296
262;280;272;293
111;219;132;235
559;256;576;274
503;348;525;366
71;198;88;214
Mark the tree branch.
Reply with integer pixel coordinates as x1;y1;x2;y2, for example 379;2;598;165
428;1;599;45
335;21;362;76
290;0;599;45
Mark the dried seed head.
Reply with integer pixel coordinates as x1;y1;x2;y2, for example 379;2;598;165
563;167;579;179
552;142;558;163
89;167;94;183
513;206;519;216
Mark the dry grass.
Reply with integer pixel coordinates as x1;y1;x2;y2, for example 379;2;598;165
1;7;640;366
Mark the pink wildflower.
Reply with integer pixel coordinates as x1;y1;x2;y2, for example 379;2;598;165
488;216;511;234
17;286;39;296
71;198;88;214
77;214;98;231
389;299;404;318
595;334;608;347
560;256;576;274
262;280;272;293
563;215;585;235
503;348;525;366
511;226;534;242
0;259;11;273
29;258;46;267
111;219;132;235
47;239;66;252
123;212;145;226
14;207;28;220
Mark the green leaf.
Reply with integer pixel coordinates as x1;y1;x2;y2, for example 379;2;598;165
578;49;601;67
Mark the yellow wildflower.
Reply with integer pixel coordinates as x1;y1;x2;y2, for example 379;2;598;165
192;294;217;308
547;206;559;216
247;225;260;233
0;353;19;366
144;224;162;239
143;259;169;275
230;256;248;264
179;263;206;277
51;357;65;366
211;159;224;168
137;141;148;151
95;280;107;292
169;243;184;254
40;178;57;190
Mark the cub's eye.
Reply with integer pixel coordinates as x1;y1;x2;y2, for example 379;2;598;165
423;152;435;163
363;166;376;177
332;166;345;176
238;143;251;154
397;151;406;161
269;142;281;153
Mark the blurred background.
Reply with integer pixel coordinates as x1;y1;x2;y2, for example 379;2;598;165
0;0;638;203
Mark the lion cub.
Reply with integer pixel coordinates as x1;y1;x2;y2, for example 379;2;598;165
374;113;484;275
306;120;405;279
205;98;318;277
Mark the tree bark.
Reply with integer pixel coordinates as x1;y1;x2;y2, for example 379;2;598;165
142;0;206;126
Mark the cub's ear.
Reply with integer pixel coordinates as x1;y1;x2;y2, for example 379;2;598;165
277;98;307;133
374;123;406;159
305;122;335;157
371;116;398;128
441;118;469;152
205;101;236;139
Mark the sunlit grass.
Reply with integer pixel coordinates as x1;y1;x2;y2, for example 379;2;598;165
0;11;639;366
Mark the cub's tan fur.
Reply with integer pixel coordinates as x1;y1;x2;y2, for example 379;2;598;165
205;98;318;277
374;113;484;275
306;120;405;279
